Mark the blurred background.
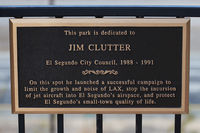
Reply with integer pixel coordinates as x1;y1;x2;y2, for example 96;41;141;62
0;0;200;133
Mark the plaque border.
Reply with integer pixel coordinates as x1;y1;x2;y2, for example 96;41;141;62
10;18;190;114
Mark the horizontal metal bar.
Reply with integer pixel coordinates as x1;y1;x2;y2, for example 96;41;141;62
1;5;200;17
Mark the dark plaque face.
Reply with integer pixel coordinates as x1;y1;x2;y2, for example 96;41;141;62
10;19;190;114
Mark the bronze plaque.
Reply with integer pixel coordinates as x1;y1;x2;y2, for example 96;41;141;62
10;18;190;114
